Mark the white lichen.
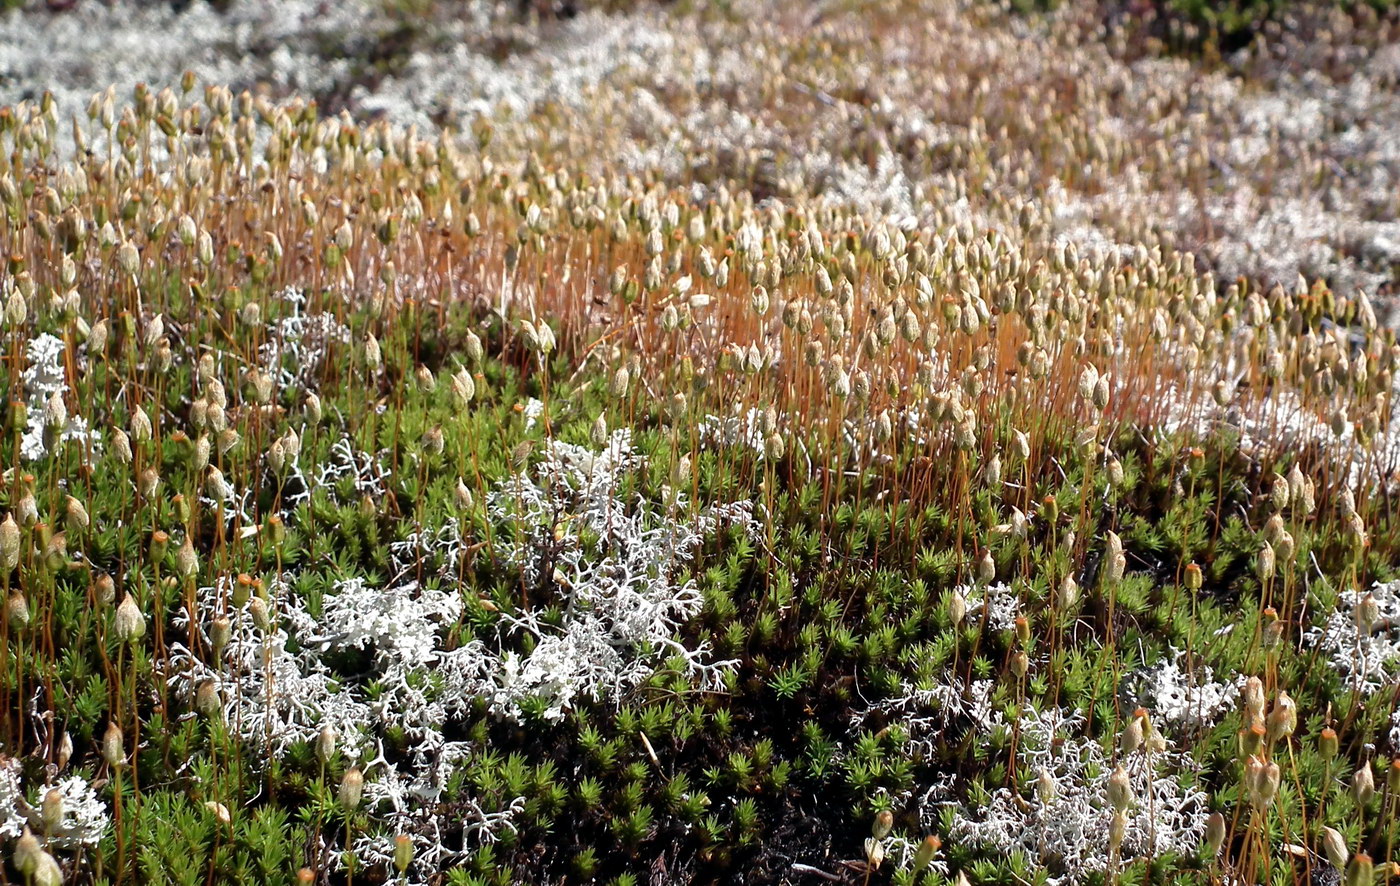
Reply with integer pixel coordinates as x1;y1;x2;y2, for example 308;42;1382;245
168;428;750;881
20;332;99;462
944;706;1210;885
1305;580;1400;695
960;582;1021;633
0;759;108;849
1138;648;1241;728
484;428;753;721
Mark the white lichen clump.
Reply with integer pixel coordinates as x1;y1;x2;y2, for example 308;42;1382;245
945;706;1210;884
520;397;546;432
1140;648;1242;728
21;332;99;462
259;287;352;390
171;575;375;757
960;581;1021;633
168;429;749;882
1306;580;1400;695
852;675;1209;883
486;428;753;721
0;759;108;849
851;676;998;763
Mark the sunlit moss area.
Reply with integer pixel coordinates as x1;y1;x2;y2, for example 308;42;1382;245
0;1;1399;885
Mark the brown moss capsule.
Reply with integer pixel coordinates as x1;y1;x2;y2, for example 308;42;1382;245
15;493;37;528
1352;762;1375;806
1246;755;1279;808
1010;650;1029;679
138;466;161;500
57;731;72;770
171;494;191;527
1014;615;1031;647
36;790;60;840
1188;447;1205;472
248;596;271;633
1345;853;1373;886
13;826;40;876
1120;713;1144;756
394;834;414;874
948;590;967;627
1238;723;1265;759
1319;727;1339;760
268;514;286;548
1108;808;1128;851
1241;677;1265;720
4;592;29;631
975;549;995;585
414;365;435;394
339;767;364;812
101;721;124;767
232;573;254;607
1261;608;1283;649
1057;573;1079;609
95;573;116;606
149;529;169;564
114;592;145;643
1256;543;1275;582
0;514;17;575
1204;812;1226;856
112;428;132;464
210;615;231;660
316;726;337;764
1357;594;1381;632
175;535;198;580
421;426;445;456
1106;764;1133;811
363;333;381;370
912;834;941;871
194;680;222;720
1266;691;1296;743
1183;562;1203;591
871;809;893;840
1321;825;1348;872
